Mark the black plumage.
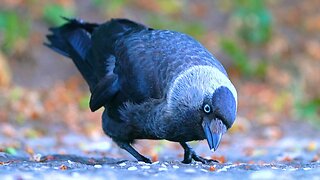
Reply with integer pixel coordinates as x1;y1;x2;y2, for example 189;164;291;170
45;18;238;164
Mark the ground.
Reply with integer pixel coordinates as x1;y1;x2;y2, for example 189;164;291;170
1;121;319;179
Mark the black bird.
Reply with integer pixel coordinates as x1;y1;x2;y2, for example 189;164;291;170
45;18;237;164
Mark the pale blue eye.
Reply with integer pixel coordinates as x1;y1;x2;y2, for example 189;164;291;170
203;104;211;114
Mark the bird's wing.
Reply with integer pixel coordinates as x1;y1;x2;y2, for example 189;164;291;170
88;20;227;112
112;30;227;106
87;19;149;111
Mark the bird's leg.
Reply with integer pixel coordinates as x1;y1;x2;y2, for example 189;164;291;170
102;111;151;163
180;142;219;164
116;141;152;163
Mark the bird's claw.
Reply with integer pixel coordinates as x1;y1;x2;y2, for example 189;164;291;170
139;156;152;164
182;149;219;164
191;154;219;164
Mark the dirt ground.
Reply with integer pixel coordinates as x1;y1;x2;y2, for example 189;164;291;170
1;121;319;179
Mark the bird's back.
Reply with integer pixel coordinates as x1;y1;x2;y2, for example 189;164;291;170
112;29;228;103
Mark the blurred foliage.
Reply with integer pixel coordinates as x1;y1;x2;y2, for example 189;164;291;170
9;86;24;102
92;0;128;16
296;99;320;126
0;10;30;53
219;0;272;78
293;82;320;127
0;0;319;133
79;94;91;110
5;147;17;155
232;0;272;44
220;38;267;77
43;3;75;26
147;16;205;40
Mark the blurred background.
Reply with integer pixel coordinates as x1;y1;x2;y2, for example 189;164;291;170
0;0;319;161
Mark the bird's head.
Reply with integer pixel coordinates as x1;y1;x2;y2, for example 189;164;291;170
200;86;236;151
167;65;237;151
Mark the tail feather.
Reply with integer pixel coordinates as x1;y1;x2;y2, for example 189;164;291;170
45;18;99;90
46;17;148;94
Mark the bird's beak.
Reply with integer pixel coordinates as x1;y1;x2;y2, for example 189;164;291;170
202;118;223;151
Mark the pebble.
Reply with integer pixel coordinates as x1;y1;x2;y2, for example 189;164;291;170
33;154;42;162
138;161;147;165
152;161;159;165
128;166;138;171
172;165;179;169
303;167;312;171
67;160;74;164
288;168;297;171
94;165;102;169
200;169;208;172
141;165;151;169
216;164;237;172
158;167;168;171
161;164;167;168
118;162;126;167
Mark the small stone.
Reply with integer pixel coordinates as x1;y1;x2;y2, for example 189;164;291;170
141;165;150;169
288;168;297;171
200;169;208;172
161;164;167;168
158;167;167;171
119;162;126;167
303;167;312;171
94;164;102;169
32;154;42;162
128;166;138;171
67;160;74;164
138;161;147;165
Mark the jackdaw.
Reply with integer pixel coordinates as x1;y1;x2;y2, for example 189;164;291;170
45;18;237;164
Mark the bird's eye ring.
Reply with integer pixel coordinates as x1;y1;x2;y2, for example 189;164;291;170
203;104;211;114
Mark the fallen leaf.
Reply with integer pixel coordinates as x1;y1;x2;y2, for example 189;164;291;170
281;156;293;162
151;153;158;162
306;141;317;152
59;164;68;170
311;155;319;162
209;166;216;171
211;155;226;163
25;146;34;155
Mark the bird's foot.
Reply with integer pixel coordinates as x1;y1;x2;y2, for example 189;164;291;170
182;149;218;164
180;142;219;164
116;140;152;164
